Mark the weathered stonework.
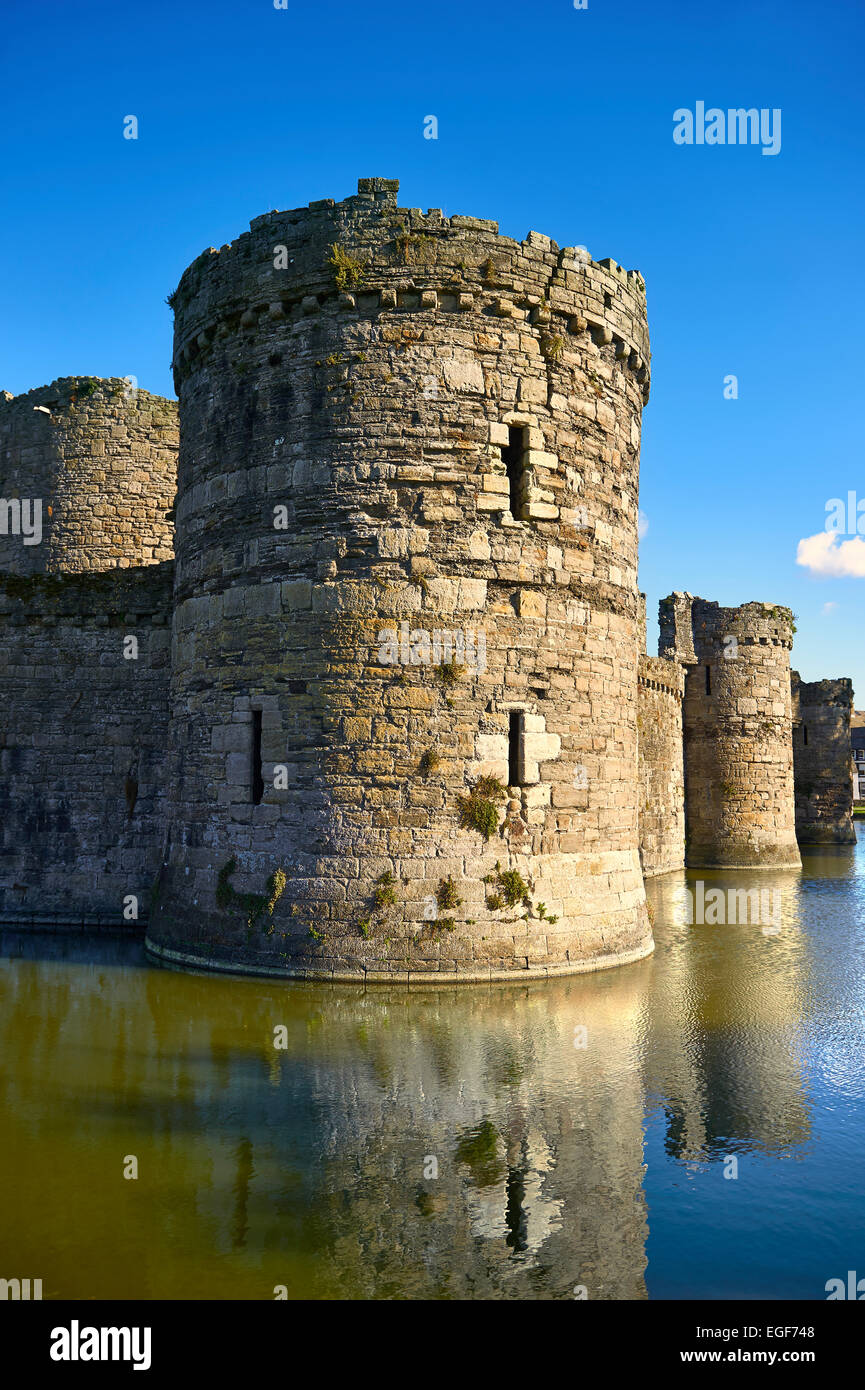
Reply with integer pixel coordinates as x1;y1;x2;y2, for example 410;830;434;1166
660;593;801;869
0;378;177;574
146;176;654;980
0;565;173;923
637;654;685;876
791;673;856;844
0;378;177;926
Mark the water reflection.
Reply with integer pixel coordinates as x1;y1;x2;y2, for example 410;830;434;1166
1;833;864;1300
644;867;812;1164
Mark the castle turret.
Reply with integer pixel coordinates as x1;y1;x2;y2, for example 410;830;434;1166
791;673;856;845
659;593;800;869
0;377;177;926
0;378;177;574
147;176;655;980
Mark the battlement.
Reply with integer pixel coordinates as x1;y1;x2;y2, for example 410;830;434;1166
791;673;854;710
638;653;685;876
659;592;795;661
667;593;800;869
168;177;650;402
638;654;684;700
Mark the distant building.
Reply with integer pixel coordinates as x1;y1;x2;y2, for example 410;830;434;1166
853;713;865;801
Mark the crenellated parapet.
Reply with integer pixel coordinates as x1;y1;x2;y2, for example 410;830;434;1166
169;176;650;403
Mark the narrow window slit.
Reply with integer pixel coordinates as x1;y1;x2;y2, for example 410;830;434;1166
251;709;264;805
509;710;523;787
705;665;711;696
501;426;527;520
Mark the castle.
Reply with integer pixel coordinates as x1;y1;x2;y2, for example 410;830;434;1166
0;178;856;982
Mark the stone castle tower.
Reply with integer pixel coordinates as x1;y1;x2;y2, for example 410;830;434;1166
148;176;654;979
791;674;857;845
0;179;856;980
658;593;802;868
0;380;176;922
0;378;176;574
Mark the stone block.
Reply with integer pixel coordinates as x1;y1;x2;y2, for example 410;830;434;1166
442;356;484;394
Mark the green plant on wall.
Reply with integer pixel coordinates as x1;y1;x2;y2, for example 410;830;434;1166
540;334;564;363
436;876;462;911
373;870;398;909
419;747;440;776
327;242;367;292
496;867;531;908
216;857;287;934
357;871;401;938
434;659;463;690
393;223;433;265
457;775;506;841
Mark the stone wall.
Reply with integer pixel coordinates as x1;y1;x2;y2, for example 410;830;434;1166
0;378;177;575
660;593;800;869
637;654;685;876
0;566;172;924
147;176;655;981
791;672;856;844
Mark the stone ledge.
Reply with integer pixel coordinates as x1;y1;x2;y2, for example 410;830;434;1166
144;935;655;985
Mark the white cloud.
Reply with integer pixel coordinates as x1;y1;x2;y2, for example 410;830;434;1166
821;601;838;615
638;510;649;539
796;531;865;578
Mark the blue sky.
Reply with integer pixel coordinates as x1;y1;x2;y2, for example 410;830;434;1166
1;0;863;699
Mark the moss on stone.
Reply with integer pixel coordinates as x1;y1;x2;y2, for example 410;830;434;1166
436;876;461;910
327;242;367;292
373;870;397;908
216;857;287;932
457;793;500;840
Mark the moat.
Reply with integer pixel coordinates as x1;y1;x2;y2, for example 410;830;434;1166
3;834;864;1300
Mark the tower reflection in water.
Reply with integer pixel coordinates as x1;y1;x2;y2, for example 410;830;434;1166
0;853;830;1300
644;866;812;1166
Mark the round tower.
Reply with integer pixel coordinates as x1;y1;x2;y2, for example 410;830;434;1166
660;594;801;869
791;672;857;845
147;177;654;981
0;377;177;575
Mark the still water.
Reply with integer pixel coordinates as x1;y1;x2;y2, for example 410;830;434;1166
2;837;865;1300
